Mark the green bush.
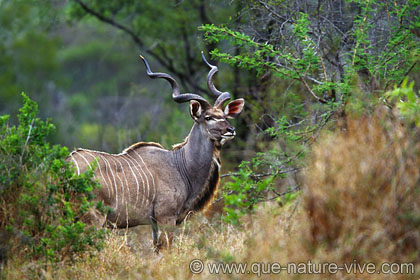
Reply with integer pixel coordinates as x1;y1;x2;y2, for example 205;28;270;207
384;79;420;126
0;93;106;266
221;113;327;225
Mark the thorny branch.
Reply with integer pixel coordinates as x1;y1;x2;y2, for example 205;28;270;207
214;184;301;204
220;168;299;179
19;118;34;167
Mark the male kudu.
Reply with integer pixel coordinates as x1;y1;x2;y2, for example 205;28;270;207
69;53;244;248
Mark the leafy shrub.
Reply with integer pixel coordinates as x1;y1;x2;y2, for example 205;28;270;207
384;79;420;126
0;93;106;267
221;112;331;225
222;161;276;226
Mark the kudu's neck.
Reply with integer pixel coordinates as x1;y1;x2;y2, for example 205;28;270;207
185;123;216;169
174;122;220;201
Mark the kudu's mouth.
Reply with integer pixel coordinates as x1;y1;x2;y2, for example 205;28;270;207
220;131;236;145
222;131;236;138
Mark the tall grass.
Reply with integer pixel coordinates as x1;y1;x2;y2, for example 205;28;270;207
301;111;420;279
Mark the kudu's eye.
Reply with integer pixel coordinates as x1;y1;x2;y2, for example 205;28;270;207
205;116;213;121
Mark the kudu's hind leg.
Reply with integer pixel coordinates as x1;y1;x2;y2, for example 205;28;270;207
150;216;161;253
150;216;176;253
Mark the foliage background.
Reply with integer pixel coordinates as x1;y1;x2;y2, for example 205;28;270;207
1;0;420;278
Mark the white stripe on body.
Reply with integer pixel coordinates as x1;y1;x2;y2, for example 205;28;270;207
100;155;118;210
71;147;157;214
119;156;142;208
109;156;125;212
70;152;80;175
133;151;156;205
74;151;94;172
116;158;130;219
126;153;149;209
117;160;130;199
73;151;101;188
83;151;111;199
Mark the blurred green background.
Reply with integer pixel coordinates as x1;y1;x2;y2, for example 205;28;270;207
0;0;244;160
1;0;419;170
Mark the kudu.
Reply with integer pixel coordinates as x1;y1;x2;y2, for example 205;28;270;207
69;53;244;247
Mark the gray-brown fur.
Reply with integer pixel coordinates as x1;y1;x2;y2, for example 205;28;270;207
68;53;245;248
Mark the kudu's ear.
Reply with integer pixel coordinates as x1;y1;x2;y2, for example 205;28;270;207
224;98;245;119
190;100;203;121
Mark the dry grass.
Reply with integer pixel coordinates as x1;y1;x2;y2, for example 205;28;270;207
3;112;420;279
2;204;297;279
301;112;420;279
305;115;420;253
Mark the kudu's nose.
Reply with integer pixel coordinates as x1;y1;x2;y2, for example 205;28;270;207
227;126;235;134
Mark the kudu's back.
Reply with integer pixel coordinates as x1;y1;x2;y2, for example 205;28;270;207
69;143;187;228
